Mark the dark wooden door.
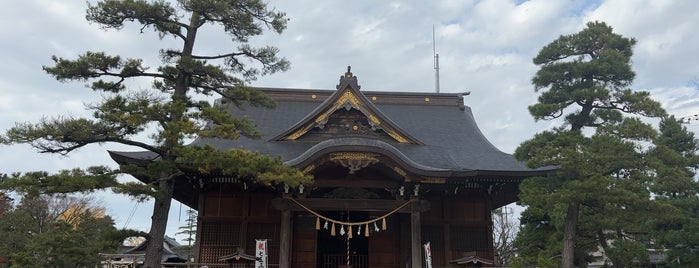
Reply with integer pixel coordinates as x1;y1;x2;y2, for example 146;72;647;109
292;212;317;268
368;213;401;268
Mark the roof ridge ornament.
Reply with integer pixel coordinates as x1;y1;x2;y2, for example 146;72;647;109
337;65;360;90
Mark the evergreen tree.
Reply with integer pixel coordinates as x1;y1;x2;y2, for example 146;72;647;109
514;21;665;268
646;117;699;266
0;194;128;267
175;208;197;261
0;1;312;266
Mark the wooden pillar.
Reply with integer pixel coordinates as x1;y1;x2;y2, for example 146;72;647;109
194;189;205;263
279;209;292;268
411;210;422;267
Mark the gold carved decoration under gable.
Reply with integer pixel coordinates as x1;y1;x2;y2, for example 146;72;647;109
301;164;316;174
337;90;362;109
367;114;381;126
387;132;409;143
285;124;313;140
330;152;380;174
282;89;414;144
393;166;407;178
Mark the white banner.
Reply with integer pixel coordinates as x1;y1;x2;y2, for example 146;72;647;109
424;241;433;268
255;239;268;268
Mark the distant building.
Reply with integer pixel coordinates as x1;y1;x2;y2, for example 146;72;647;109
111;68;554;267
100;236;187;268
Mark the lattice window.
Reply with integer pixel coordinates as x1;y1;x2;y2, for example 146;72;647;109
450;226;488;251
199;246;236;264
199;221;241;264
201;221;241;246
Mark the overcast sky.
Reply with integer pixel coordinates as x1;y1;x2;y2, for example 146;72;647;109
2;0;699;244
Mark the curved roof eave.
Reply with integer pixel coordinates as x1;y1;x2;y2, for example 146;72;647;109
283;137;445;172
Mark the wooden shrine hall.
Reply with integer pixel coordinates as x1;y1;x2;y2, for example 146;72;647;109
110;67;552;268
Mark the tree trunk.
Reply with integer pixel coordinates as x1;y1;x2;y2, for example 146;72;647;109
143;176;175;268
562;201;580;268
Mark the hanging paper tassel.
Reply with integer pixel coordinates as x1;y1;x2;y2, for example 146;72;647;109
374;222;379;232
324;220;329;229
331;223;336;236
340;225;346;236
365;223;369;237
357;225;361;235
348;226;353;239
382;217;387;230
315;217;320;230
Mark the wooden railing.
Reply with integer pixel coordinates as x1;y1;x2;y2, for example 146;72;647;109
321;254;368;268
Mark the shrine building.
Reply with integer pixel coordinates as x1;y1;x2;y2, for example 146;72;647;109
111;67;552;268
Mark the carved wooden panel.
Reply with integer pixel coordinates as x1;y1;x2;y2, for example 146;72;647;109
301;108;396;142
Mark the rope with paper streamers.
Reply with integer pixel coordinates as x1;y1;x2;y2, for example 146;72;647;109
284;197;417;237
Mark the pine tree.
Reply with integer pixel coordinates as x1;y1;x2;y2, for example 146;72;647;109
514;21;666;268
0;1;312;266
646;117;699;266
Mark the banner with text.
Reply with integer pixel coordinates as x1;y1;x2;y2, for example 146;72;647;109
424;241;433;268
255;239;268;268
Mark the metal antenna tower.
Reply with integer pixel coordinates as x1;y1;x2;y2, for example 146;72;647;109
433;25;440;93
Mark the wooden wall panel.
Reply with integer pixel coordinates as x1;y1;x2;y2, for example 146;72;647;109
203;195;246;217
451;201;485;222
292;212;316;268
368;214;399;268
422;197;443;221
422;225;446;266
199;190;282;266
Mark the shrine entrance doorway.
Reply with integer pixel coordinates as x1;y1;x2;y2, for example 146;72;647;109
316;211;369;268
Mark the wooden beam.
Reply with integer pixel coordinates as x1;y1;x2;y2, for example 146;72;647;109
311;179;399;189
272;198;430;213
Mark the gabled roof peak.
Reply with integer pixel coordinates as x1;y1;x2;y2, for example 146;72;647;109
337;65;361;91
272;67;422;144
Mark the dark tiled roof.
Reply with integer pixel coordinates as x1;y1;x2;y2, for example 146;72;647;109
111;84;552;178
189;87;551;177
